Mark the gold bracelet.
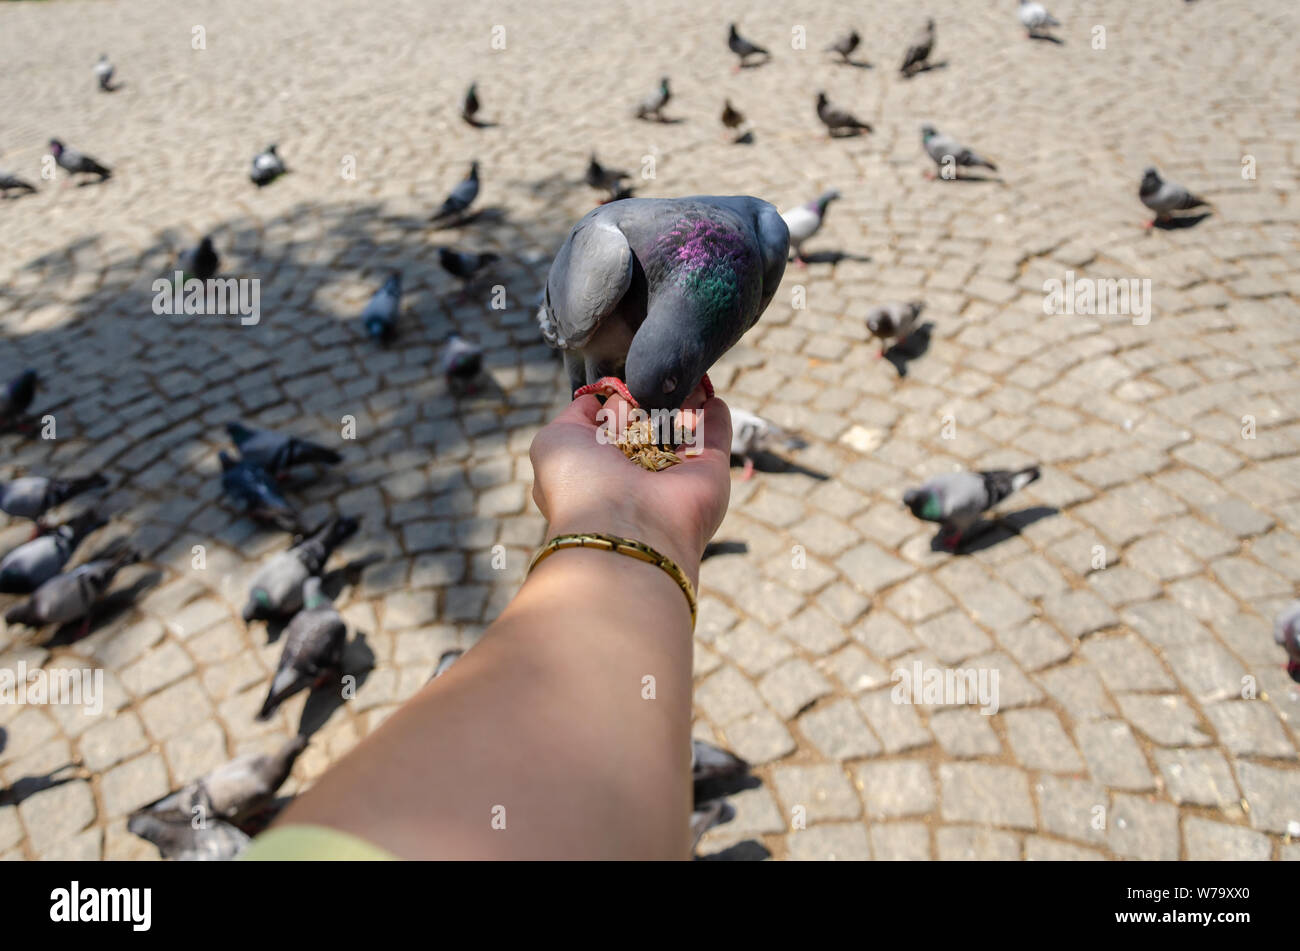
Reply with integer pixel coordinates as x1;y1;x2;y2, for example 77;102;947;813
527;532;697;630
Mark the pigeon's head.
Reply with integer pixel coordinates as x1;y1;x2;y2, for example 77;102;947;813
816;189;841;214
866;307;896;337
902;487;939;520
728;23;738;37
625;314;711;413
816;91;828;107
925;17;935;30
659;76;671;93
198;235;215;253
919;124;937;141
266;144;278;155
1141;167;1161;188
385;270;403;293
48;139;64;156
468;160;479;180
241;591;269;623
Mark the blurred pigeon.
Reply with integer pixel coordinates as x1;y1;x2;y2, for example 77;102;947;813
904;466;1041;549
441;333;483;394
826;29;861;62
634;77;671;121
1139;167;1209;227
433;648;463;680
721;99;746;130
0;509;105;594
0;369;38;429
361;271;402;341
218;452;300;532
438;247;498;285
585;153;631;203
1018;0;1060;36
94;54;115;91
816;92;872;137
432;161;479;222
3;540;138;634
179;235;219;282
49;139;111;181
921;124;997;178
728;23;769;69
0;473;107;521
241;516;359;622
537;196;789;411
257;577;347;720
900;18;936;75
226;422;342;476
692;739;749;787
126;813;250;862
1274;601;1300;683
0;171;37;198
461;82;480;124
729;408;803;480
866;300;925;356
250;144;285;187
781;189;840;264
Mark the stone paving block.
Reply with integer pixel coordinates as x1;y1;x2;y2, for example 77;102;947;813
939;763;1035;830
1182;817;1272;861
797;699;882;760
856;689;933;754
1233;761;1300;834
771;765;862;823
929;709;1001;758
1108;794;1180;861
936;826;1020;861
1035;776;1108;847
870;823;932;861
854;760;935;820
720;711;797;766
1203;701;1296;758
785;822;872;861
1002;708;1084;773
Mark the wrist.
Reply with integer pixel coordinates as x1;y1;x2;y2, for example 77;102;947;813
544;513;700;588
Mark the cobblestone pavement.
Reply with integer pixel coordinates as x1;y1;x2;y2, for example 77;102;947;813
1;0;1298;861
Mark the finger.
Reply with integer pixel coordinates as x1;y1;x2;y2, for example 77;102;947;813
693;396;733;460
556;393;605;427
599;393;633;442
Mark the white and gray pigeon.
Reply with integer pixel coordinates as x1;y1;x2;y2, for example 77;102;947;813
729;408;803;480
816;93;872;137
126;813;250;862
0;509;105;594
0;473;107;521
3;540;138;632
0;369;38;427
250;144;285;187
1018;0;1060;35
432;161;479;222
441;333;483;393
226;421;342;476
866;300;925;356
257;577;348;720
1274;601;1300;683
94;53;115;91
241;516;359;622
903;466;1041;550
921;124;997;178
49;139;111;181
634;77;671;121
537;196;789;411
781;189;840;263
362;271;402;341
0;170;37;198
1139;167;1209;226
901;18;936;74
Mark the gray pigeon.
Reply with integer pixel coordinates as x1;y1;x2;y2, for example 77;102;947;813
866;300;925;356
438;247;498;286
826;29;861;62
903;467;1041;549
728;407;803;480
634;77;671;121
691;739;749;786
226;421;342;476
901;18;936;75
94;54;115;91
585;153;632;203
126;813;250;862
816;92;872;137
1139;167;1209;227
921;124;997;178
3;540;138;633
536;196;789;411
441;333;483;394
0;171;37;198
0;473;107;521
0;509;105;593
1274;601;1300;683
728;23;769;68
781;189;840;263
257;577;348;720
242;516;359;623
250;144;285;187
49;139;111;181
361;271;402;341
179;236;219;282
432;161;479;222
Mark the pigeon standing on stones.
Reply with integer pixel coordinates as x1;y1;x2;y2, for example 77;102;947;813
921;124;997;179
0;473;107;521
250;144;286;187
537;196;789;411
826;29;861;62
438;248;498;287
361;272;402;341
0;509;105;593
903;466;1041;550
866;300;925;356
0;369;38;429
126;812;250;862
900;18;936;75
441;333;484;394
1139;167;1209;228
218;452;300;533
461;82;480;124
816;92;872;137
431;161;480;223
634;77;671;121
729;408;803;480
94;54;115;91
257;577;348;720
1018;0;1061;37
179;236;219;282
49;139;111;182
226;422;342;477
0;170;37;198
585;154;632;203
241;516;359;623
3;540;139;634
1274;602;1300;683
781;189;840;264
728;23;770;69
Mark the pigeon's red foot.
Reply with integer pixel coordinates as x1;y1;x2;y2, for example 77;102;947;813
574;376;638;406
741;457;755;480
1142;219;1156;230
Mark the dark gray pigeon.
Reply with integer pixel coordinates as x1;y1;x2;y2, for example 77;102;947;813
257;577;348;720
1274;601;1300;683
0;473;107;521
903;466;1041;549
921;124;997;178
226;421;342;476
866;300;925;356
1139;167;1209;227
219;451;300;533
250;144;285;187
0;509;105;593
362;271;402;341
432;161;479;222
3;540;138;633
536;195;789;411
901;18;936;74
585;153;631;203
127;813;250;861
49;139;111;181
441;334;483;393
816;92;872;137
461;82;480;124
438;247;498;286
634;77;671;120
94;54;115;91
242;516;358;622
179;236;219;282
0;171;37;198
826;29;861;62
692;739;749;786
0;369;38;428
728;23;770;68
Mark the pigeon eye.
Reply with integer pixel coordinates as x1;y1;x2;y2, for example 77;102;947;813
662;377;677;394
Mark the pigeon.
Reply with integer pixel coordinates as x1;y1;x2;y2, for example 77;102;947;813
781;189;840;264
432;648;463;680
461;82;480;124
826;29;861;62
815;92;872;137
361;271;402;341
178;236;219;282
126;812;250;862
257;577;348;720
94;53;115;91
1139;167;1209;227
3;540;138;634
728;408;803;480
537;196;789;411
226;422;342;476
0;509;105;594
250;144;285;187
866;300;925;356
432;161;480;222
49;139;111;181
241;516;359;622
585;153;632;203
721;100;746;131
900;18;936;75
691;739;749;791
1274;601;1300;683
0;171;37;198
0;369;38;429
903;466;1041;550
441;333;484;394
921;124;997;179
438;247;498;286
218;452;300;533
634;77;671;121
0;473;107;521
728;23;769;69
1018;0;1060;36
